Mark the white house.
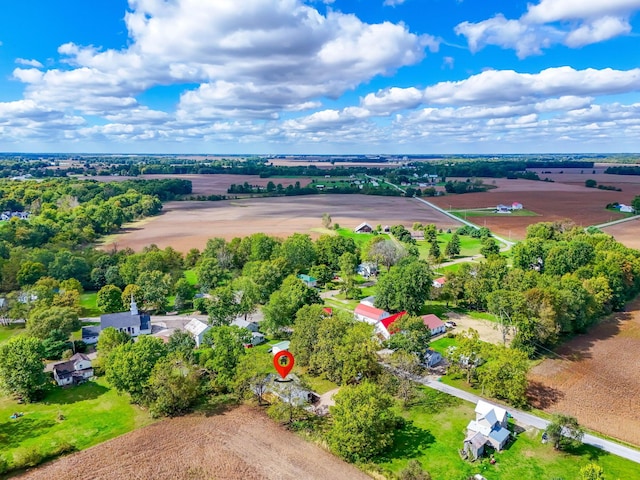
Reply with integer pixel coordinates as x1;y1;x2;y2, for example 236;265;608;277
354;303;390;325
100;297;151;337
375;311;407;340
184;318;211;347
354;222;374;233
357;262;378;278
231;318;260;332
421;314;446;336
496;204;511;214
619;204;634;213
247;332;265;347
52;353;94;386
432;277;446;288
464;400;511;460
512;202;523;210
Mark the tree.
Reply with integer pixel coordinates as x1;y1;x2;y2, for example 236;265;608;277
145;356;202;417
196;257;226;290
480;237;500;257
322;212;332;229
262;275;321;335
447;329;485;384
231;276;260;320
428;240;441;262
290;304;326;367
234;350;273;404
309;264;333;286
0;336;46;402
580;463;605;480
386;314;431;355
97;284;124;313
27;306;80;339
445;233;461;258
97;326;132;359
279;233;316;273
121;284;143;310
174;278;195;304
105;335;168;403
366;239;406;272
42;329;71;360
585;179;597;188
17;261;47;286
136;270;171;312
375;260;432;315
201;325;251;390
399;460;431;480
167;330;196;361
545;413;584;451
478;345;529;407
328;382;397;462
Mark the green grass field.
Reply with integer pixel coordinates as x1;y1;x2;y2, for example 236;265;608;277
375;388;640;480
416;233;484;261
451;208;539;218
79;292;100;317
0;378;153;470
336;228;389;247
0;324;25;345
184;269;198;286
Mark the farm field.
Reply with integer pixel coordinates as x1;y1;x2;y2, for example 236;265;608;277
602;218;640;249
83;174;313;196
528;296;640;446
430;177;638;240
101;195;461;252
15;405;370;480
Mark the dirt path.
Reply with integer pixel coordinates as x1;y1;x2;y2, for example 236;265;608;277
15;405;371;480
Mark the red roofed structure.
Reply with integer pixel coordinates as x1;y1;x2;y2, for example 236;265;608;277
354;303;390;324
377;311;407;339
421;314;446;336
323;307;333;315
432;276;446;288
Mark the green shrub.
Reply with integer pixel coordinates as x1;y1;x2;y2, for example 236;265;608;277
12;446;43;469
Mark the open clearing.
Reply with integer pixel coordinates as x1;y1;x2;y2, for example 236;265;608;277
430;177;640;240
528;297;640;446
16;405;370;480
101;195;461;252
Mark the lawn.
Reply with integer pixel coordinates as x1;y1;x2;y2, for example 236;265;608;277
79;291;100;317
375;388;640;480
0;377;153;471
336;227;389;247
451;209;539;218
0;324;25;345
429;336;458;356
416;233;484;261
184;269;198;286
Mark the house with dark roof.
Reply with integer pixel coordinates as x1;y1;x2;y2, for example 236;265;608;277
100;297;151;337
52;353;94;386
81;326;101;345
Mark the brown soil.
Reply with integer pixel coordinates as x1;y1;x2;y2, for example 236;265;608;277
602;219;640;249
430;178;636;240
83;174;313;196
102;195;461;252
15;405;371;480
528;298;640;446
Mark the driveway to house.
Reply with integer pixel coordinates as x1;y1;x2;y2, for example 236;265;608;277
390;366;640;464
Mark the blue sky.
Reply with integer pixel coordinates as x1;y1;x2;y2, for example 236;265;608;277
1;0;640;154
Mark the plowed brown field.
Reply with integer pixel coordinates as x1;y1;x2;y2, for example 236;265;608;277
430;178;637;240
528;298;640;446
102;195;460;252
15;405;371;480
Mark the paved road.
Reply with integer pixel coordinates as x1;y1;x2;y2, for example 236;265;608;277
401;369;640;464
590;214;640;229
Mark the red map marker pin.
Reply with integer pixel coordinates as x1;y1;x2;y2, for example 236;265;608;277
273;350;295;380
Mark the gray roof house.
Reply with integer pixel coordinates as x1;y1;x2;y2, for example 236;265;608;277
52;353;94;386
81;326;101;345
100;297;151;337
464;400;511;460
231;318;260;332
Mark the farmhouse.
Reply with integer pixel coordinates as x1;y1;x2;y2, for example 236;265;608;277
463;400;511;460
100;297;151;337
354;222;373;233
421;314;446;336
271;340;291;355
297;274;317;288
231;318;260;332
185;318;211;347
619;204;634;213
496;204;511;214
245;332;266;347
354;303;390;325
52;353;94;386
357;262;378;278
411;230;425;240
512;202;523;210
264;374;320;407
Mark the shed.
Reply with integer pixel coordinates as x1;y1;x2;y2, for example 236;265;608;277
271;341;291;355
354;222;373;233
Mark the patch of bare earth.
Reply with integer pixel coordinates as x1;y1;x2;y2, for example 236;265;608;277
528;298;640;446
15;405;371;480
602;219;640;250
102;195;461;252
446;313;511;345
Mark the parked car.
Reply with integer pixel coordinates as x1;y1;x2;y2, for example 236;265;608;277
445;321;457;328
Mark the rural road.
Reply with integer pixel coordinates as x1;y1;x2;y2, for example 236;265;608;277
590;214;640;229
400;369;640;464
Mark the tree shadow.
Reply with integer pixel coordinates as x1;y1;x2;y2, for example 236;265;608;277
526;381;565;409
564;442;610;462
376;421;435;462
44;382;109;405
0;417;56;448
